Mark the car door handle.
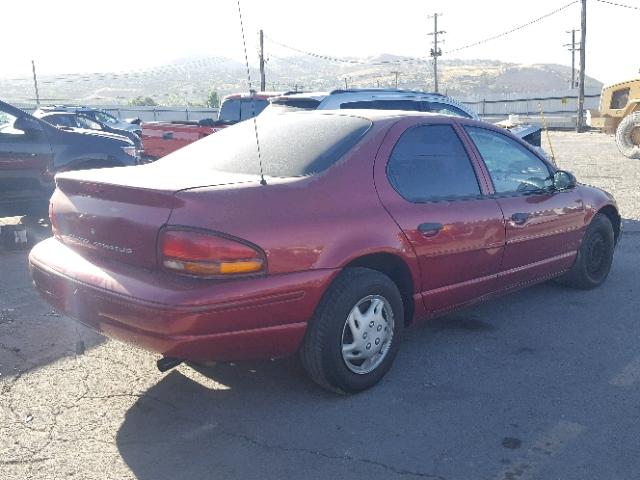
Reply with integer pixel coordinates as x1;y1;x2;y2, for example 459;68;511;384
511;213;530;225
418;222;444;237
162;132;174;140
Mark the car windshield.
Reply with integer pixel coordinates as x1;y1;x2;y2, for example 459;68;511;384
219;99;269;122
267;98;322;113
157;113;371;177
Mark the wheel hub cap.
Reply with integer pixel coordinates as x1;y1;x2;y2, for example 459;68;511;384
586;232;606;274
341;295;394;375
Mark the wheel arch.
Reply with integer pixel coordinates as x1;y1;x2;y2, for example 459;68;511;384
343;252;416;326
597;204;622;244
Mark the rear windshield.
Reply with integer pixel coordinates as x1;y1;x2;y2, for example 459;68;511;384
159;113;371;177
219;99;269;122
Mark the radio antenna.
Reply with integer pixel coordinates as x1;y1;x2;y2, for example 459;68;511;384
236;0;267;185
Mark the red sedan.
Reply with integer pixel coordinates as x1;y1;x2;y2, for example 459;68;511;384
29;110;621;393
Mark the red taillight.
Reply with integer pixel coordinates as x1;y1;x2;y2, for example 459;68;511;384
159;229;265;276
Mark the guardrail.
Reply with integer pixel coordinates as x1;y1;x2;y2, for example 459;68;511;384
461;90;601;129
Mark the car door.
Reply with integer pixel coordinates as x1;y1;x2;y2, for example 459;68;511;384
0;106;53;194
463;125;585;287
375;117;506;315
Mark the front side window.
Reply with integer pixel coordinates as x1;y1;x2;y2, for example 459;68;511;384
44;115;74;127
465;126;552;194
387;124;481;202
75;115;102;130
93;111;117;124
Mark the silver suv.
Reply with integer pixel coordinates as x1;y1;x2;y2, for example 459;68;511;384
263;88;479;119
263;88;542;148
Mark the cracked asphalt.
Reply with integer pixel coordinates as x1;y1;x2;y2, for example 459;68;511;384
1;131;639;480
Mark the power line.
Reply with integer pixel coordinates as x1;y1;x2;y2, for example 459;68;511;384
446;0;579;53
264;35;430;65
595;0;640;10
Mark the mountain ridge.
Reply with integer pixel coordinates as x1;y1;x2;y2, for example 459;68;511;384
0;55;603;105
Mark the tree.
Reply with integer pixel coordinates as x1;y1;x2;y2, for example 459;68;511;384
128;96;157;106
206;91;220;108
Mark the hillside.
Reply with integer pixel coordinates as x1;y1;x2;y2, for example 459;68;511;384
0;55;603;106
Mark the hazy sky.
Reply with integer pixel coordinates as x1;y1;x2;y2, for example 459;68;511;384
1;0;637;85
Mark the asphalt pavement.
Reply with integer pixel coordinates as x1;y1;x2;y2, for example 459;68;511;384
1;131;639;480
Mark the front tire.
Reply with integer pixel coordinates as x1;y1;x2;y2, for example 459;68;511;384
615;112;640;159
558;213;615;289
300;268;404;394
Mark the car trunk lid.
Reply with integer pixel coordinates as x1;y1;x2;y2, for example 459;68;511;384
52;164;259;268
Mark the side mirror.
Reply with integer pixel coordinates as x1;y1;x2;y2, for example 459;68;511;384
553;170;577;191
13;116;44;135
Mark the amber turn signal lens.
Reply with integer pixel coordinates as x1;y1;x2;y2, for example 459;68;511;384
160;229;265;277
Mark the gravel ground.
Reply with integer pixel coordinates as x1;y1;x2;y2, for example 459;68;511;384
1;131;639;480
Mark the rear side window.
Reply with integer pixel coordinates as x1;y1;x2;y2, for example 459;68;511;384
427;102;472;118
160;113;371;177
44;115;74;127
340;100;429;112
387;124;481;202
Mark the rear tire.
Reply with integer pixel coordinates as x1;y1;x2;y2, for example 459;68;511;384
300;267;404;394
558;213;615;289
615;112;640;159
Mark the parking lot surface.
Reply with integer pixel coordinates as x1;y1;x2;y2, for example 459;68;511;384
1;131;639;480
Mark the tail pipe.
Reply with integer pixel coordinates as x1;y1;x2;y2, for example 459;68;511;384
157;356;183;372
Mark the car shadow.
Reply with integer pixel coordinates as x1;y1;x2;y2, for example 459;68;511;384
116;218;640;480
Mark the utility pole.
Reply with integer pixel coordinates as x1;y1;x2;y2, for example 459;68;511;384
390;70;400;88
577;0;587;132
564;29;580;89
31;60;40;106
258;29;266;91
344;77;349;89
428;13;445;93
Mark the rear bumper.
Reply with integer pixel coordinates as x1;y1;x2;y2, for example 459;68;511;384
29;238;338;361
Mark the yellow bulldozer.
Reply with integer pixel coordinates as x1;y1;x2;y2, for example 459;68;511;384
588;78;640;158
